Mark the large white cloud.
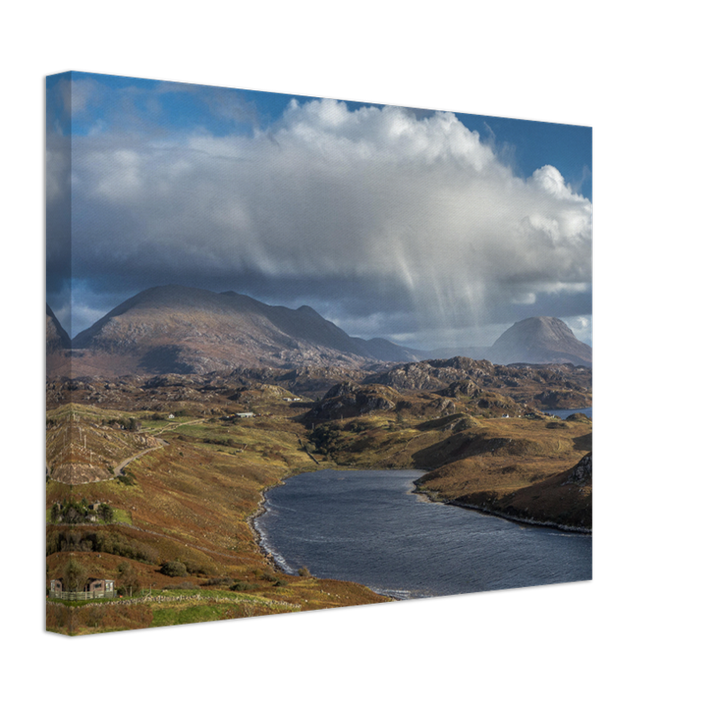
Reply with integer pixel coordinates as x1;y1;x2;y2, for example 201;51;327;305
66;97;592;345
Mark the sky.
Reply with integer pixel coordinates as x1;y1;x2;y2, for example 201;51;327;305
46;71;592;350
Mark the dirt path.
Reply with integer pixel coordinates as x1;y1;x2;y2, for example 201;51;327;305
113;440;168;477
152;418;205;435
113;417;204;477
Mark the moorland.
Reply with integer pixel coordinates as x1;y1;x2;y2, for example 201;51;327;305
46;357;591;635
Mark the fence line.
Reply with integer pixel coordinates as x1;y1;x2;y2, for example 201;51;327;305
48;589;118;601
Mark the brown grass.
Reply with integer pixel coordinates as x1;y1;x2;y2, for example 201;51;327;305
46;406;391;634
414;417;592;529
46;397;591;634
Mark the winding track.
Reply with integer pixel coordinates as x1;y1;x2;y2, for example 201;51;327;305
113;418;204;477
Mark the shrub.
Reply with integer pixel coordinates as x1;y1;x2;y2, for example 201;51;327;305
309;424;342;455
160;560;188;577
229;581;260;592
259;571;288;587
46;529;159;564
546;421;569;429
116;561;141;596
202;577;233;586
63;557;88;592
117;471;137;486
183;560;210;576
297;566;311;577
63;503;85;524
98;503;114;523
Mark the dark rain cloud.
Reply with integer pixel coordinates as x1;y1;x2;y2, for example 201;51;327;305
47;91;592;347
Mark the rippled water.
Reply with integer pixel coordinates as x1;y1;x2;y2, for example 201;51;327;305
544;407;593;419
254;469;592;599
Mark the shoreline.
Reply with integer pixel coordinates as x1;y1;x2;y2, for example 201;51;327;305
248;472;412;602
448;499;592;535
248;472;399;602
412;483;592;535
247;482;289;575
250;466;590;591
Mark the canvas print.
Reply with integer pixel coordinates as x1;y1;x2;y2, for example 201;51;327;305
46;72;592;635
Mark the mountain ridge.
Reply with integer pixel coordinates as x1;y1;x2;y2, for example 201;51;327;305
68;285;425;376
48;288;591;377
46;303;71;352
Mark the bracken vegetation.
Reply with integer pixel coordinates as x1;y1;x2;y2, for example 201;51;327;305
46;363;590;634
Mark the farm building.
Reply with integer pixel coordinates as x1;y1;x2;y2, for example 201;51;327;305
49;578;116;600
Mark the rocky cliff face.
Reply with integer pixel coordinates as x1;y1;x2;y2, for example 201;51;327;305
565;452;592;486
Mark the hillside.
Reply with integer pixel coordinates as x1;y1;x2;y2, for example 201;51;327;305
46;356;591;413
488;316;592;366
46;304;71;352
46;404;165;484
416;424;592;531
46;400;390;634
69;285;423;376
50;290;591;377
45;371;591;633
362;357;591;410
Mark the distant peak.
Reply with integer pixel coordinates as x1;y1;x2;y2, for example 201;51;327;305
516;316;568;326
489;316;591;366
296;304;320;315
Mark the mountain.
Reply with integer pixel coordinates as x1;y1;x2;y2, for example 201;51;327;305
488;316;592;366
52;289;591;377
46;304;71;353
69;285;424;376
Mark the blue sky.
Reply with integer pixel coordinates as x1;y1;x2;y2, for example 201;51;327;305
46;71;592;349
48;72;592;198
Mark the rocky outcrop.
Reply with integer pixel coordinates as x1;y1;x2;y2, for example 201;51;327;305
365;358;495;391
533;389;590;410
309;384;397;420
564;453;592;486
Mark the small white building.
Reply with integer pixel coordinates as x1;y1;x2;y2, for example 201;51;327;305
236;412;255;418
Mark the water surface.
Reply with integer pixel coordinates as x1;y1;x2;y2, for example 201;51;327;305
544;407;592;419
255;469;591;599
